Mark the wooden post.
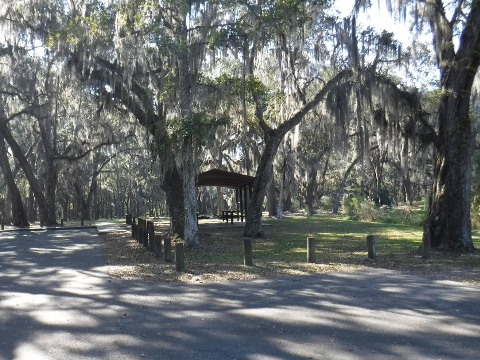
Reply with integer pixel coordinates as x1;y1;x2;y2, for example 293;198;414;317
143;221;149;248
138;218;144;243
145;221;151;248
164;237;172;262
131;217;136;239
175;242;186;272
244;187;249;221
239;188;243;222
367;235;377;260
243;238;253;266
307;237;316;263
148;222;155;252
154;234;162;258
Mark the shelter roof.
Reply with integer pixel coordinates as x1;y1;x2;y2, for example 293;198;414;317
197;169;255;189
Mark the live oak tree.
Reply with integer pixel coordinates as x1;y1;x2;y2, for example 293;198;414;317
0;49;59;225
1;0;225;245
0;124;29;227
296;121;332;215
379;0;480;251
85;0;230;247
422;1;480;251
230;0;356;236
0;49;29;226
239;1;430;235
0;33;132;226
200;0;425;236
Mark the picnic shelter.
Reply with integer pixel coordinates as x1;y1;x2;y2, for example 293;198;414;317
197;169;255;222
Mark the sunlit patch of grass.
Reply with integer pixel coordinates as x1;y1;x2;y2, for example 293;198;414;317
473;231;480;248
104;212;479;285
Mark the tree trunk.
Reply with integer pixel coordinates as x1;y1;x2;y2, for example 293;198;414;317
174;18;199;247
425;2;480;252
277;151;286;218
244;70;353;236
0;135;29;227
80;197;89;220
332;156;360;214
74;182;92;221
181;137;199;248
244;135;283;237
38;117;58;227
402;172;413;205
0;122;57;225
400;134;413;205
369;149;384;205
305;165;317;215
28;187;37;222
427;77;475;251
159;144;199;248
267;163;278;217
317;156;330;208
162;160;185;237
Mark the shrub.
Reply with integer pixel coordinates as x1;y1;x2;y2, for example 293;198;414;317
356;198;384;221
342;196;358;219
320;196;333;211
342;196;384;221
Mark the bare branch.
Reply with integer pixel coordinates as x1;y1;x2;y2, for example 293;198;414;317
54;134;135;161
450;0;465;26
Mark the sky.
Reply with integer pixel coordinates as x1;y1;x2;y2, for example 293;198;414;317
333;0;413;45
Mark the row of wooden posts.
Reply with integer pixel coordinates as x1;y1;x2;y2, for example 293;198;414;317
237;235;384;266
129;216;186;272
126;215;394;271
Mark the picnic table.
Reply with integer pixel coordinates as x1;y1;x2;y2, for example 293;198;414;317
222;210;240;224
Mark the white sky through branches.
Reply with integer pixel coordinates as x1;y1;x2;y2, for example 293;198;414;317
334;0;413;45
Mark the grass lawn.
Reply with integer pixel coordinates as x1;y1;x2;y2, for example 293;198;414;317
102;210;480;285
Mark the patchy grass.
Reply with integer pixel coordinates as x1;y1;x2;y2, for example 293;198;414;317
101;212;480;285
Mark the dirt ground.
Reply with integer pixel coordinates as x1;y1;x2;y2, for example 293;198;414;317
100;223;480;286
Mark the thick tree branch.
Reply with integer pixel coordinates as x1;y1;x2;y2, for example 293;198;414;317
277;69;353;138
450;0;465;26
54;134;135;161
426;0;456;74
68;53;163;135
456;3;480;69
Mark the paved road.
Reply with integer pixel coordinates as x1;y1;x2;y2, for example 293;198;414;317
1;228;479;360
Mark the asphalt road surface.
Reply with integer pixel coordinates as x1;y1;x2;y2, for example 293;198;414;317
1;227;479;360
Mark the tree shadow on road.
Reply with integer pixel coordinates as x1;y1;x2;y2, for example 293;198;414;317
1;229;480;359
